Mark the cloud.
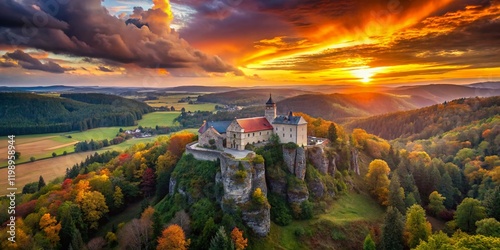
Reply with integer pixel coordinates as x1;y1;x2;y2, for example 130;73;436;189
247;1;500;79
3;50;69;73
97;66;114;72
0;0;242;76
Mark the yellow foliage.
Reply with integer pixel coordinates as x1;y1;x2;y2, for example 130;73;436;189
39;213;61;247
366;159;391;205
408;151;432;167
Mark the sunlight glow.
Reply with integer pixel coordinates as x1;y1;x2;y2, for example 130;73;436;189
351;67;379;84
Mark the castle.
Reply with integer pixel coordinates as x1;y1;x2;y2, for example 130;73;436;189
198;94;307;151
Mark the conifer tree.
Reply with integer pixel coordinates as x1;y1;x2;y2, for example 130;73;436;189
382;206;404;250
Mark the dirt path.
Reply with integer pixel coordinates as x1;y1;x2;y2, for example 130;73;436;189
46;141;78;150
0;152;95;195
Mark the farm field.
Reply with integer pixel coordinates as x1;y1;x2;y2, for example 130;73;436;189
0;128;199;194
0;112;181;166
0;151;95;195
144;94;217;112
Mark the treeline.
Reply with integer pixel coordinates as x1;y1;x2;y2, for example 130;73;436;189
348;96;500;140
361;114;500;249
174;106;264;128
0;132;197;250
0;93;154;135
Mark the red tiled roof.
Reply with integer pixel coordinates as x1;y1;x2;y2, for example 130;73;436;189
237;117;273;133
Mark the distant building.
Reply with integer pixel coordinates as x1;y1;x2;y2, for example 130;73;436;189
198;94;308;150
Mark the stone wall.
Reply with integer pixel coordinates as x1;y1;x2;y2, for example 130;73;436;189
185;142;222;161
198;128;224;150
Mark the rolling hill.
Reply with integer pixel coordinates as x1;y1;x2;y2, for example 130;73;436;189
346;96;500;140
276;92;435;123
197;88;313;106
388;84;500;103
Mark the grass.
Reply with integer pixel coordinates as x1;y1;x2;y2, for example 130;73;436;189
251;192;384;250
318;192;384;224
135;112;180;127
145;94;217;112
0;112;181;166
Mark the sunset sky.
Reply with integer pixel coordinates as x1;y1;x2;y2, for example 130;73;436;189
0;0;499;87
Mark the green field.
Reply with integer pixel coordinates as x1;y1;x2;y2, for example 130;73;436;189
145;94;217;112
250;193;384;250
0;112;183;166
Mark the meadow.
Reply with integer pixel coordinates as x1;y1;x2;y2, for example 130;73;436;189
144;94;217;112
0;112;181;166
249;193;384;250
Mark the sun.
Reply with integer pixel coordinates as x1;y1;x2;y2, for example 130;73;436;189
352;67;376;84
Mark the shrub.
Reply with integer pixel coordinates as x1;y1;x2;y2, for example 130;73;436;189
283;142;298;149
252;188;266;206
268;193;292;226
252;154;265;164
300;201;314;219
30;156;36;162
234;170;247;182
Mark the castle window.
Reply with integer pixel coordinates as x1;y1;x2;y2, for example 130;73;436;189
253;133;255;136
290;128;292;132
282;127;284;131
233;134;236;138
276;127;278;131
283;133;285;137
259;132;261;135
290;134;292;138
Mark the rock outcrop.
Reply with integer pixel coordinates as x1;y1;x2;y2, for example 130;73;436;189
350;148;360;175
307;146;329;175
218;154;270;236
282;146;307;180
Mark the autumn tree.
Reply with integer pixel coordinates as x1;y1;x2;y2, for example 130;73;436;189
428;191;446;216
78;191;109;229
58;201;86;250
157;224;189;250
231;227;248;250
0;218;33;250
455;198;486;233
141;167;156;197
39;213;62;248
366;159;391;205
404;204;432;248
382;206;404;250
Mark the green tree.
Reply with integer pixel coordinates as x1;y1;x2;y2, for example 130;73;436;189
404;204;432;248
363;233;376;250
428;191;446;216
327;123;338;145
388;175;405;214
113;186;124;209
484;186;500;220
30;156;36;162
382;206;404;250
414;231;452;250
366;159;391;205
209;226;234;250
476;218;500;237
38;175;46;191
52;152;57;157
455;198;486;233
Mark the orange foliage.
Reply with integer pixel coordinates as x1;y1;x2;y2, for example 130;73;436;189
157;224;189;250
168;132;196;159
231;227;248;250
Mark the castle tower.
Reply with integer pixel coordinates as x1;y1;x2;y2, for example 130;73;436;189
265;94;277;123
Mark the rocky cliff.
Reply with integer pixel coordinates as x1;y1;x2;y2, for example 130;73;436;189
218;154;270;237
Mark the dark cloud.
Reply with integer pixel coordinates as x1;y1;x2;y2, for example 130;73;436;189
3;50;69;73
97;66;114;72
0;0;242;76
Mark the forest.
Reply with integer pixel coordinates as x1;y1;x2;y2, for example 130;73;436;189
0;96;499;249
0;93;154;135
